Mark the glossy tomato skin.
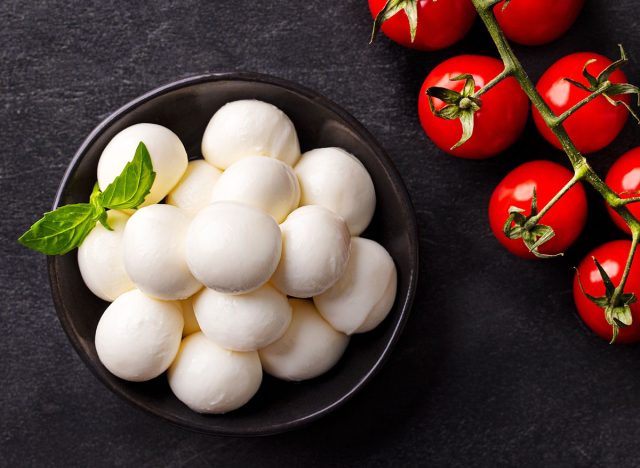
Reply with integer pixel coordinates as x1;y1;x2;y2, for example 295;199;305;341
605;147;640;234
533;53;630;154
494;0;584;46
488;160;587;258
573;240;640;344
368;0;475;51
419;55;529;159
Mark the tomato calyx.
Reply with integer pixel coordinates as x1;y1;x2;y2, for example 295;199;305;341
369;0;418;45
502;187;559;259
575;257;637;344
565;45;640;124
426;74;482;149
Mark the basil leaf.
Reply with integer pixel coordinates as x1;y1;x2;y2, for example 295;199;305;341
18;204;98;255
19;141;156;255
99;142;156;210
90;182;111;231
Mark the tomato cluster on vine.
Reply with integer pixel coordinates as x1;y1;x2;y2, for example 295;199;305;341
369;0;640;343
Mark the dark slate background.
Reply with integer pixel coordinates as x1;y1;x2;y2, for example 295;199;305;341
2;1;640;466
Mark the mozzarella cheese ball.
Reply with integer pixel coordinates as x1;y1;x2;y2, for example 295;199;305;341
201;100;300;169
98;123;188;206
168;332;262;414
211;156;300;223
78;210;134;302
123;204;202;300
95;289;183;382
166;159;222;215
272;205;350;298
193;284;291;352
180;297;201;336
314;237;397;334
259;299;349;381
295;147;376;235
185;201;282;294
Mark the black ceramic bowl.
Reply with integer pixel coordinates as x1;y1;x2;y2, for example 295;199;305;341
48;72;419;436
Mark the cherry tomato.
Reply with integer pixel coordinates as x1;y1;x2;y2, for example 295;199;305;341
368;0;476;51
418;55;529;159
488;160;587;258
573;240;640;344
533;52;630;154
605;147;640;234
494;0;585;46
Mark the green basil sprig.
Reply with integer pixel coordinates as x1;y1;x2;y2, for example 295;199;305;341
18;142;156;255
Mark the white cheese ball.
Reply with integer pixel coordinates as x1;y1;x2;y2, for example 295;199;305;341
166;159;222;216
272;205;350;298
123;204;202;300
95;289;183;382
259;299;349;381
185;201;282;294
98;123;188;206
78;210;134;302
211;156;300;223
193;284;291;352
295;147;376;235
180;297;201;336
314;237;397;334
201;100;300;169
168;332;262;414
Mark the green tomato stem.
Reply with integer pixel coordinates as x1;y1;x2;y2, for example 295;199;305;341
524;170;584;229
470;0;640;316
482;0;504;9
474;68;513;98
552;83;612;127
606;232;640;331
615;196;640;206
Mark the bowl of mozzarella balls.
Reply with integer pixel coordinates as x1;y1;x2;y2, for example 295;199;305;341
49;72;418;435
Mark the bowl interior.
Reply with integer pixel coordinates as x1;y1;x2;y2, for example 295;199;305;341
48;73;418;435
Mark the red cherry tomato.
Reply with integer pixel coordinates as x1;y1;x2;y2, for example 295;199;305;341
368;0;475;51
605;147;640;234
573;240;640;344
488;160;587;258
533;52;630;154
418;55;529;159
494;0;585;46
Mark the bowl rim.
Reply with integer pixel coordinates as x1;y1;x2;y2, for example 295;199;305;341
47;71;419;436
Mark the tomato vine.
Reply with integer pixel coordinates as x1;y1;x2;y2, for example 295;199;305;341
466;0;640;341
371;0;640;342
